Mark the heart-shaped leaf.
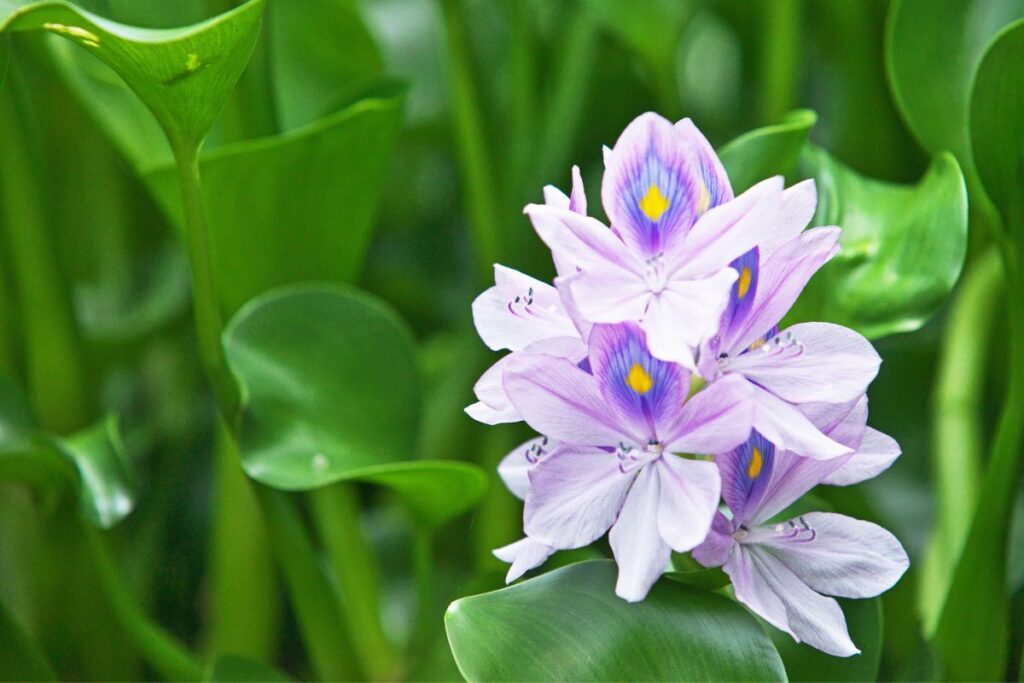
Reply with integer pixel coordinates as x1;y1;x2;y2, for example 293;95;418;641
224;285;485;525
788;146;967;338
445;560;786;682
54;415;135;528
772;597;882;682
266;0;383;130
886;0;1024;167
970;18;1024;238
146;93;403;316
0;0;264;149
719;109;817;193
0;379;135;528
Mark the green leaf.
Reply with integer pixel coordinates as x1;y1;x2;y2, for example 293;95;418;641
266;0;383;130
204;654;290;683
224;285;486;524
788;146;968;339
54;415;135;528
970;18;1024;239
0;0;265;149
445;560;786;682
0;595;57;682
719;109;817;193
146;93;404;315
886;0;1024;167
771;598;882;682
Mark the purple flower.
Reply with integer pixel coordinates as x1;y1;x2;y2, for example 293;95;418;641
466;169;592;425
502;322;754;601
525;113;812;369
693;428;908;656
695;220;883;458
466;266;588;424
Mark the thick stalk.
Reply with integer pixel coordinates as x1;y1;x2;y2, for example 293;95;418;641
504;0;537;207
204;418;279;663
759;0;801;125
935;234;1024;679
411;528;436;651
83;524;204;681
439;0;504;283
170;142;241;422
920;248;1003;634
308;484;395;681
257;488;360;681
0;77;90;434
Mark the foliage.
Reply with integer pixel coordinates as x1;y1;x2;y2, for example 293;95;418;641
0;0;1020;681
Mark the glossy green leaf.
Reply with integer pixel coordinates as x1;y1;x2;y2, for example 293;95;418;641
0;378;70;491
266;0;383;130
886;0;1024;166
970;18;1024;238
224;285;486;524
445;560;786;682
719;109;817;193
0;595;57;682
54;415;135;528
146;93;404;315
0;0;264;148
788;146;968;339
772;598;882;682
204;654;290;683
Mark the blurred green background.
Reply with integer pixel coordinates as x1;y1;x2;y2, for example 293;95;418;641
0;0;1021;680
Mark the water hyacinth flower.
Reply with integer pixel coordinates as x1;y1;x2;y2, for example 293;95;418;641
466;169;591;424
687;180;883;458
525;113;814;369
502;322;754;601
693;431;909;656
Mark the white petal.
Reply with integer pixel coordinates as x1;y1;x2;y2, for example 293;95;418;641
656;456;721;552
493;537;557;583
524;447;635;549
609;465;672;602
752;512;909;598
823;427;901;486
733;546;860;657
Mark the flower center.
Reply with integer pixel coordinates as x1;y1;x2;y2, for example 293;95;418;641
643;252;667;293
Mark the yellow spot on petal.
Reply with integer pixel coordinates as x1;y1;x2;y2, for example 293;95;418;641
697;181;711;215
737;266;752;300
626;362;653;395
748;337;766;352
747;446;763;479
186;53;202;72
639;184;670;221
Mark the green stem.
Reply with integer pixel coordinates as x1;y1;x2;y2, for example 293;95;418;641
759;0;802;124
204;418;279;663
411;528;436;650
308;484;395;681
83;524;204;682
920;248;1003;634
439;0;504;283
503;0;536;206
0;73;90;434
257;487;359;681
934;234;1024;679
170;142;241;421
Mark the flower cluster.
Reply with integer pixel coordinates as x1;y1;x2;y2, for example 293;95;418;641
467;112;908;656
